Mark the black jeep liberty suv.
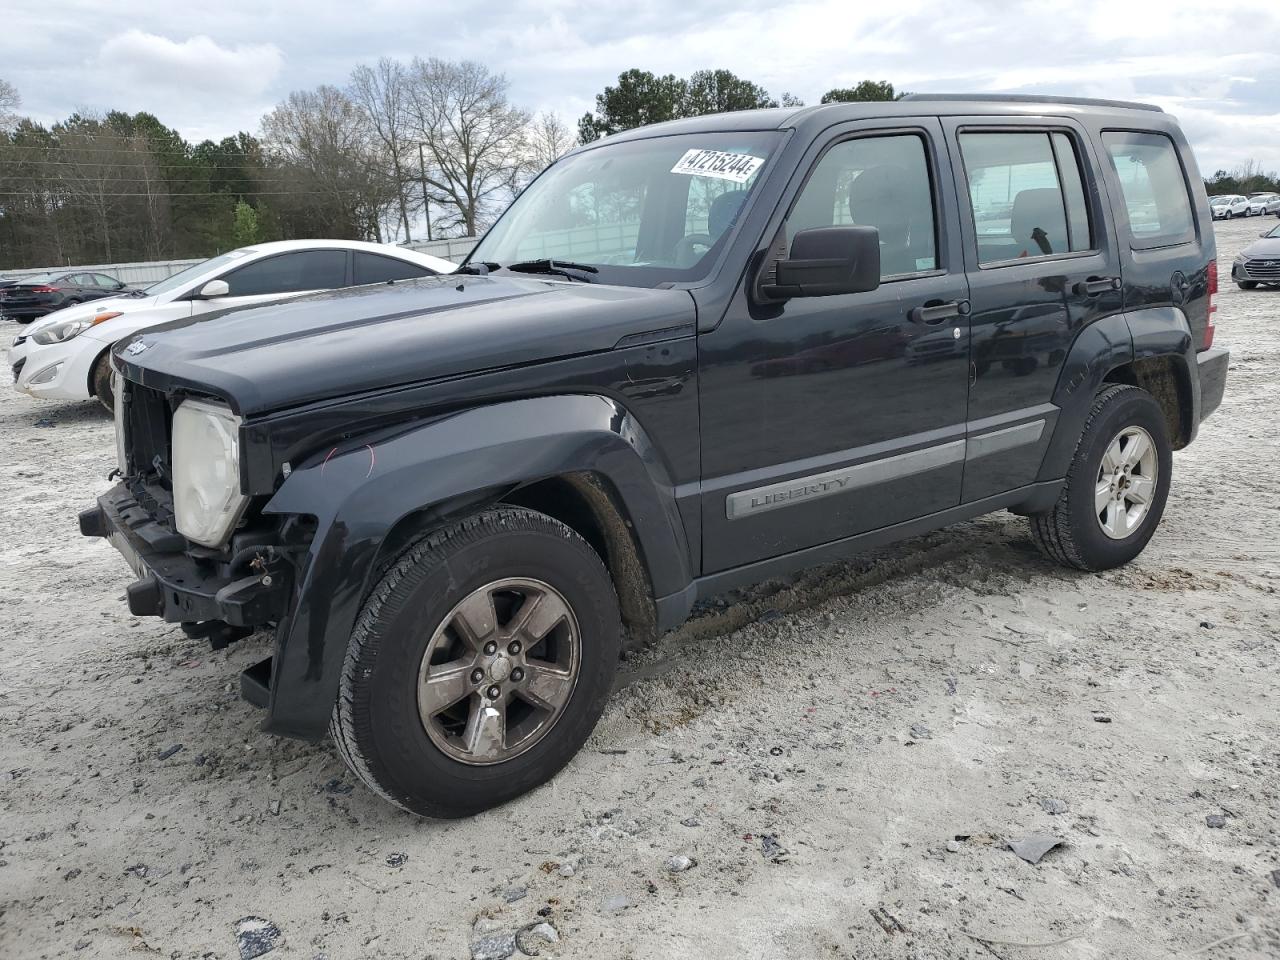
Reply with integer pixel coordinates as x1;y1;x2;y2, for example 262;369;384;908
82;95;1229;817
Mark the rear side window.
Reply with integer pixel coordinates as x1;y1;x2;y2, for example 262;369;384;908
224;250;348;297
353;252;436;285
958;131;1093;265
1102;131;1195;248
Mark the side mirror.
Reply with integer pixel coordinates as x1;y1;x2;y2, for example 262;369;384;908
114;280;127;289
197;279;230;299
762;226;881;299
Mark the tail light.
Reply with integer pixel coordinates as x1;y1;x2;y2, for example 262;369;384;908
1203;260;1217;350
27;285;58;293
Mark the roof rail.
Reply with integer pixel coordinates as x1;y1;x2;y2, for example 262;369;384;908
900;93;1164;113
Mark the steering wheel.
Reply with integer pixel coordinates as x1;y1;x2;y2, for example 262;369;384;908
673;233;713;268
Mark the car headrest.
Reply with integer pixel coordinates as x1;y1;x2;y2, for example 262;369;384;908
708;190;747;239
1010;188;1068;257
847;165;919;242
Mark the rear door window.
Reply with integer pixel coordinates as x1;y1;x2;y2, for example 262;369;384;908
353;252;436;285
958;131;1094;265
1102;131;1195;248
223;250;349;296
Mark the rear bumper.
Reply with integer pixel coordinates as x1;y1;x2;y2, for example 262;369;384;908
1197;347;1228;423
80;483;286;626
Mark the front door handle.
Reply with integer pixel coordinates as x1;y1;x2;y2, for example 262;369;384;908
1074;276;1121;296
909;300;967;325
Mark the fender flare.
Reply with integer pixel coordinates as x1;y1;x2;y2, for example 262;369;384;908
1037;307;1196;483
258;393;693;740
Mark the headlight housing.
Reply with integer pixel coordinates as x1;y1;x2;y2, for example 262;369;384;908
30;310;121;345
31;317;94;345
172;398;248;547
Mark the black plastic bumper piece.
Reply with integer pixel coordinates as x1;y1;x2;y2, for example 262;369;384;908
240;658;272;709
1197;347;1229;423
86;483;286;627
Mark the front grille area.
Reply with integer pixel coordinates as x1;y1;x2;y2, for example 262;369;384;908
121;380;175;490
12;358;25;382
1241;258;1280;280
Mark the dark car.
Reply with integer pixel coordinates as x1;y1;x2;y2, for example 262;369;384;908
0;270;133;322
84;94;1228;818
1232;221;1280;289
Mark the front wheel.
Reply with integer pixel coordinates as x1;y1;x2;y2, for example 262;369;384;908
1029;384;1172;571
90;353;115;412
331;506;622;818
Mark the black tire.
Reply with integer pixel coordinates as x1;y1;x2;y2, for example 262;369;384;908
331;506;621;818
90;353;115;412
1237;280;1258;290
1029;384;1172;571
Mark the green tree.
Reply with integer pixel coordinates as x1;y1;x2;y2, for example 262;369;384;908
821;81;904;103
231;200;259;246
682;69;778;116
578;69;687;142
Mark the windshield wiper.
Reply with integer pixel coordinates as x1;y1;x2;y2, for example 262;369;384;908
504;258;599;282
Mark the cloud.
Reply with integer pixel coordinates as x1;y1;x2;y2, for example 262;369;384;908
94;30;283;100
3;1;1279;170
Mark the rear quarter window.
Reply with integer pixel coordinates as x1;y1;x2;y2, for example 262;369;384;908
1102;131;1196;249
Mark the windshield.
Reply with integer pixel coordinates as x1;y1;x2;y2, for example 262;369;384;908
144;248;257;296
470;131;783;286
1268;224;1280;238
18;272;57;284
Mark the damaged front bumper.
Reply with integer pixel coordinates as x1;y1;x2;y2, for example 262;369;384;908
79;483;288;627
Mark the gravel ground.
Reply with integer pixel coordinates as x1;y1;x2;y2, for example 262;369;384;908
1;218;1278;960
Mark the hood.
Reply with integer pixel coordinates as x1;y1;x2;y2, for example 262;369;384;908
1242;236;1280;258
26;295;159;334
118;274;696;415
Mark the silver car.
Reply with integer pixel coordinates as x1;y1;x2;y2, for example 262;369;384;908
1246;192;1280;216
1232;221;1280;288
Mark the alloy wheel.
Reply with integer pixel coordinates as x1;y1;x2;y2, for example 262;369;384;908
416;578;580;765
1094;425;1158;540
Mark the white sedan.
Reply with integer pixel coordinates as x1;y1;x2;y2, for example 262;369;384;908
9;239;453;411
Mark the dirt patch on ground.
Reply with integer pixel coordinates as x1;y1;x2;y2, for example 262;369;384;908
1;218;1277;958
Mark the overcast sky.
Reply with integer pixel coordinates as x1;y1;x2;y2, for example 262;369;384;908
6;0;1280;176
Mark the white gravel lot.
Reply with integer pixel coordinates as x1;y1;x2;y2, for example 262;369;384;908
1;218;1278;960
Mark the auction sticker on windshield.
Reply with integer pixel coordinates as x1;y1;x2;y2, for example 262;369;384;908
670;149;765;184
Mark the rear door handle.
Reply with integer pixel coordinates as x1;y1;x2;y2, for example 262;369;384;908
909;300;967;325
1074;276;1121;296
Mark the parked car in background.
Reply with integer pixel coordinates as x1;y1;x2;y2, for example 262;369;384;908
1232;221;1280;289
1209;195;1250;219
0;270;134;322
1247;192;1280;216
9;240;454;410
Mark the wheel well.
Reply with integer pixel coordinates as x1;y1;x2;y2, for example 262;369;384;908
1104;356;1191;449
86;345;111;396
369;473;658;650
502;473;657;649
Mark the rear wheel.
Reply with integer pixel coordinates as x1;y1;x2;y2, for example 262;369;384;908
1029;384;1171;571
90;353;115;412
331;506;621;818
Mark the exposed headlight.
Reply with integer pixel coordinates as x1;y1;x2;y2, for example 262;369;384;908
172;398;248;547
30;311;122;345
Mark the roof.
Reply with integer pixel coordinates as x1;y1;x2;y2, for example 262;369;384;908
583;93;1169;149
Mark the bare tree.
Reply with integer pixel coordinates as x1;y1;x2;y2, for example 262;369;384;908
526;111;576;176
0;78;20;131
349;58;414;242
261;85;394;240
406;59;529;236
